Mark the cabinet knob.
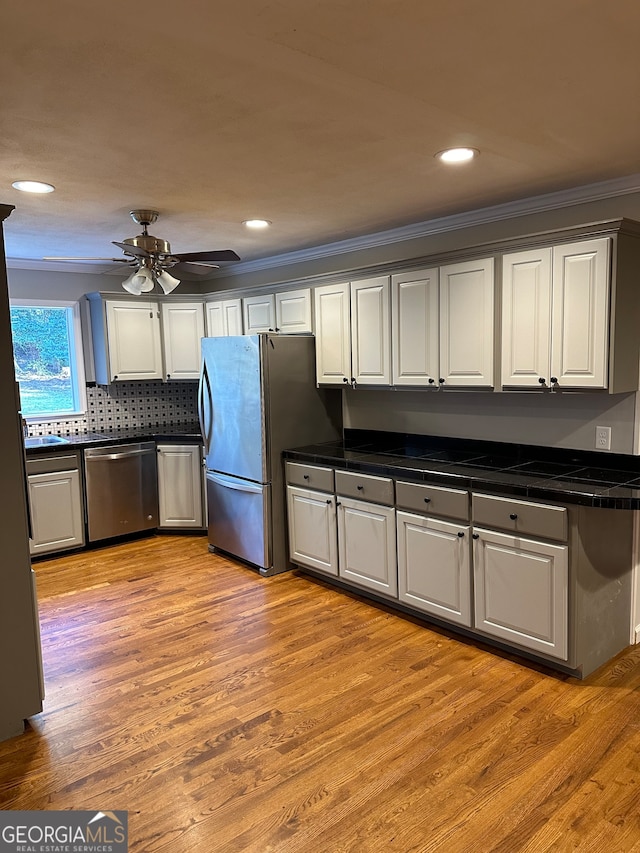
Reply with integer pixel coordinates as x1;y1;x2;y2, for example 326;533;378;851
428;378;435;385
336;500;341;506
472;533;480;540
423;497;431;503
275;327;280;332
509;513;518;520
114;375;118;380
326;499;332;505
351;377;357;388
538;377;546;385
439;378;445;384
268;327;274;332
343;377;349;383
357;485;364;491
457;531;464;538
550;377;558;385
166;374;171;380
303;474;309;480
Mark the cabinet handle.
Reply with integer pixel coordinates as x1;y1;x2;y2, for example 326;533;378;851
509;513;518;520
457;531;464;538
472;533;479;540
538;377;546;385
423;497;431;503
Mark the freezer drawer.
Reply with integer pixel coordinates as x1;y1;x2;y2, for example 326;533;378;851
206;471;272;569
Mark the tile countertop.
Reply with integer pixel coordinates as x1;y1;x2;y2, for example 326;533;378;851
25;422;203;454
283;430;640;510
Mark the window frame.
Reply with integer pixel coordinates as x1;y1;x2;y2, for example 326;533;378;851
10;298;87;421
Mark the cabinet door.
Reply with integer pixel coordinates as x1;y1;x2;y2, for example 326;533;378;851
206;299;244;336
501;248;552;387
314;282;352;384
106;300;163;381
392;268;439;386
337;496;396;597
287;485;338;576
157;444;204;528
28;469;84;555
350;276;391;385
440;258;494;387
397;511;471;626
160;302;205;380
551;238;610;388
275;289;312;334
473;527;568;660
224;299;244;335
243;294;276;333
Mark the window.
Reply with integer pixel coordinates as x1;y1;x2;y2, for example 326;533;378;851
10;299;86;419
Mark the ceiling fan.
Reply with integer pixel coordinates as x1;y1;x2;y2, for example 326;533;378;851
45;209;241;294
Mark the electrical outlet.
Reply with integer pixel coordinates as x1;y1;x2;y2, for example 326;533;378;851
595;425;612;450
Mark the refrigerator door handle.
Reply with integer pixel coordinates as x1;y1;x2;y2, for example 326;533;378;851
207;472;264;494
198;360;212;454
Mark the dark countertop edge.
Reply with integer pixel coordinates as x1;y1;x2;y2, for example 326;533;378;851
25;424;203;455
283;448;640;510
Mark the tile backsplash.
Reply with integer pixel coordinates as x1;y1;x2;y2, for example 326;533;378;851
26;381;198;437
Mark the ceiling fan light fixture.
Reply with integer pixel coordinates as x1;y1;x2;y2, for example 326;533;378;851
122;269;144;295
12;180;55;194
436;147;478;164
156;269;181;295
242;219;271;229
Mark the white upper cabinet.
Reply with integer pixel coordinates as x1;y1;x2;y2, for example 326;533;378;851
89;297;164;383
350;277;391;386
439;258;495;387
160;301;205;381
314;282;353;385
551;238;610;389
243;293;276;333
501;248;552;387
206;298;243;337
275;288;312;334
502;238;610;389
392;268;439;386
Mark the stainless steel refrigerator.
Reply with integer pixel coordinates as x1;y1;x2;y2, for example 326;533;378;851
198;334;341;576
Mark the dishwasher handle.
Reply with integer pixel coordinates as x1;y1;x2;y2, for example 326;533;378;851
86;447;156;462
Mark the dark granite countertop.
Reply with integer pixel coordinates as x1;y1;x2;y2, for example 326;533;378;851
25;422;202;454
283;430;640;510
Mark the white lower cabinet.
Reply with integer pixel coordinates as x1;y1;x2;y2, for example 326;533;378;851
397;511;471;626
337;496;397;597
28;461;84;556
157;444;205;529
472;527;569;661
286;485;338;576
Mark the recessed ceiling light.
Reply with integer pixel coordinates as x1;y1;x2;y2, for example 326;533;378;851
242;219;271;229
12;180;55;193
436;148;478;164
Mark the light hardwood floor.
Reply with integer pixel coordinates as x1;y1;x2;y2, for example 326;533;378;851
1;534;640;852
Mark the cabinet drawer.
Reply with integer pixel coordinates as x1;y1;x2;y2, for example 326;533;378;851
472;493;567;542
27;451;82;475
396;481;469;520
285;462;334;493
335;470;394;505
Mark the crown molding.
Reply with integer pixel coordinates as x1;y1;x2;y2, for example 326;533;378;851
7;173;640;275
215;173;640;276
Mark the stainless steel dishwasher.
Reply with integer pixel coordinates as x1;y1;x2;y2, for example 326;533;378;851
84;442;158;542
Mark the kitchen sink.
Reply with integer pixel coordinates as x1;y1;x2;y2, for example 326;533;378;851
24;435;70;448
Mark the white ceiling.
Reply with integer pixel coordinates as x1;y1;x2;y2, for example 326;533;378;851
2;1;640;274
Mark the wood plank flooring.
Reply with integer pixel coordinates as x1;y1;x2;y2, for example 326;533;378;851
2;534;640;851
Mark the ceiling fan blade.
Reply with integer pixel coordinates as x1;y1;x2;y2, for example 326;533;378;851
172;249;241;263
43;256;133;262
112;240;151;258
173;261;220;276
